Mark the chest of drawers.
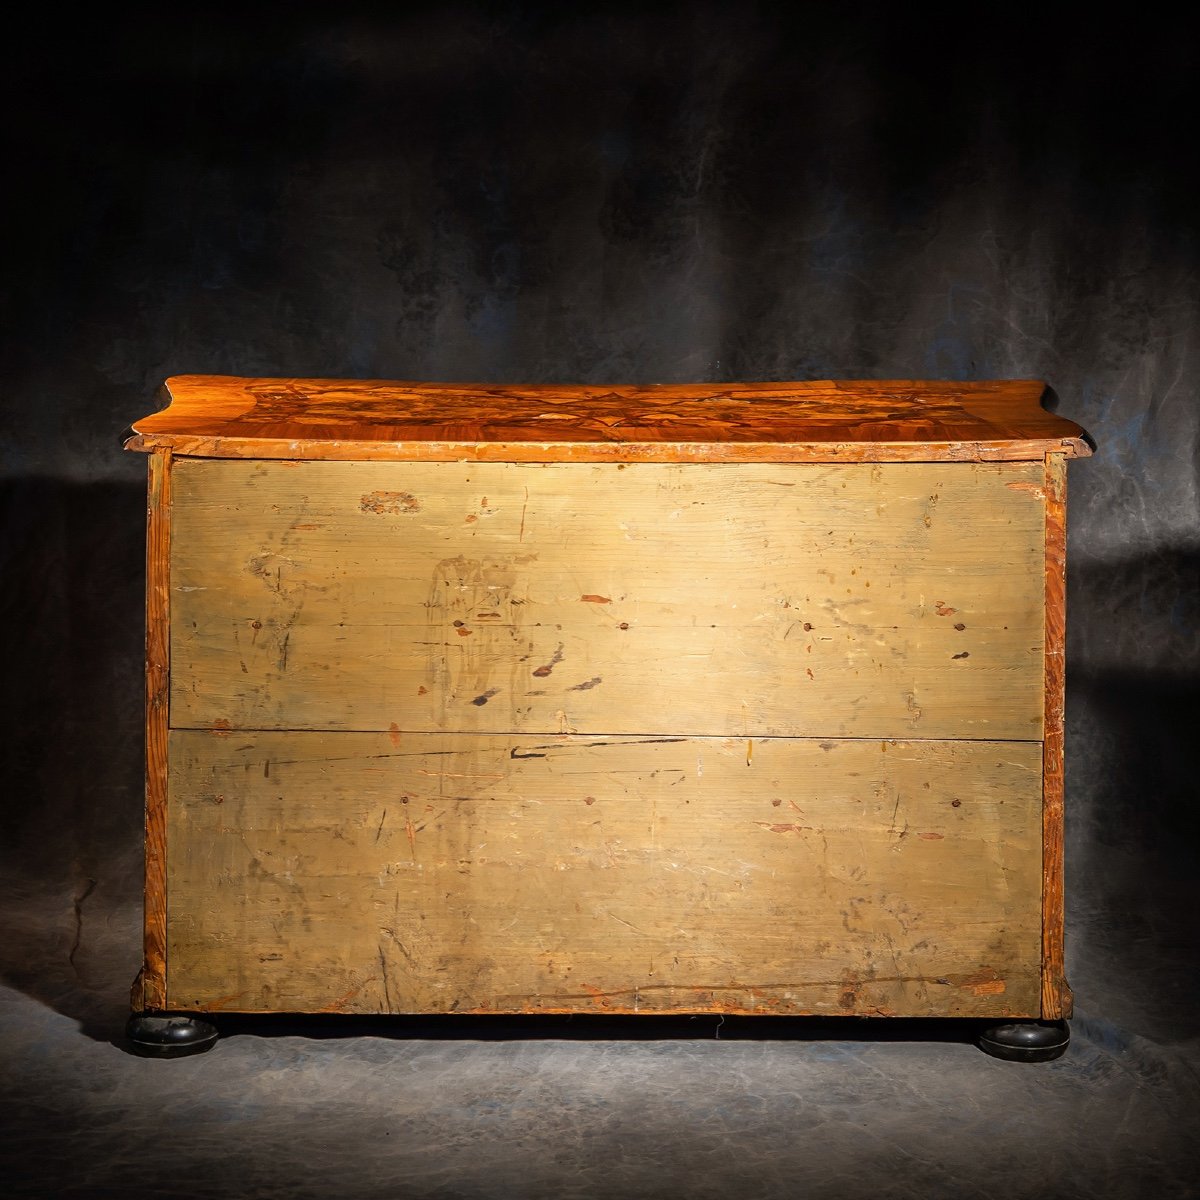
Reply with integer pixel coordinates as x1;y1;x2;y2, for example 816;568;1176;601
123;376;1090;1058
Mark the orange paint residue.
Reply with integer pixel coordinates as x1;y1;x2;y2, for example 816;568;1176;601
580;983;618;1011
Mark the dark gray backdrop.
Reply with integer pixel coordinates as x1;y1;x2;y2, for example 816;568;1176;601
1;0;1197;1173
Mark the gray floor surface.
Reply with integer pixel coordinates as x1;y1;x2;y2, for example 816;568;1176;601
2;860;1197;1200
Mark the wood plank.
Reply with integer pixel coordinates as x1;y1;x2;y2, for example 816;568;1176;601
139;449;171;1012
1041;453;1071;1019
169;459;1047;740
165;732;1042;1017
125;376;1092;463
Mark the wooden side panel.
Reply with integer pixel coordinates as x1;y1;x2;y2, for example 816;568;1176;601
140;450;171;1011
169;460;1046;740
166;732;1043;1018
1041;454;1071;1018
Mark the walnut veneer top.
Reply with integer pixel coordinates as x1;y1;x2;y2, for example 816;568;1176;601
125;375;1091;463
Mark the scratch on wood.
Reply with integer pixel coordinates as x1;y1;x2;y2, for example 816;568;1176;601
376;950;391;1008
319;983;365;1013
1005;481;1046;499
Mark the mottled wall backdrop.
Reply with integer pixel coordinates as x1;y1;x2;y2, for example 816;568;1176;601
2;7;1197;1036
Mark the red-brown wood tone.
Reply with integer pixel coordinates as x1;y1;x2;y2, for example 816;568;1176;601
124;376;1092;463
1041;452;1072;1020
140;449;171;1012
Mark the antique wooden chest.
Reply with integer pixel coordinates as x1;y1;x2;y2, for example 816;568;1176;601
123;376;1091;1058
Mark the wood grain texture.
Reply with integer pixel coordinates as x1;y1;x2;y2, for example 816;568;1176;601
168;459;1047;740
165;732;1043;1017
140;449;171;1011
1041;453;1071;1019
124;376;1093;463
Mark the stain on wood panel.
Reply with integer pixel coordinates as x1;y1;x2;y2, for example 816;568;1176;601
169;460;1046;740
165;732;1042;1018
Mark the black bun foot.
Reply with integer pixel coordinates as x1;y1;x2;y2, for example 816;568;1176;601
978;1020;1069;1062
126;1013;219;1058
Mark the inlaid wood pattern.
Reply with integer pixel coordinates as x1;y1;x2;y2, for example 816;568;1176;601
166;731;1043;1018
168;459;1047;740
125;376;1092;463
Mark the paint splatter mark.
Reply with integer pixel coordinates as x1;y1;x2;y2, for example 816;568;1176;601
918;832;945;841
360;490;420;514
581;594;611;604
568;676;602;691
472;689;501;706
934;601;957;617
584;796;596;806
771;798;782;807
533;644;565;677
389;723;402;748
417;685;428;695
211;718;232;735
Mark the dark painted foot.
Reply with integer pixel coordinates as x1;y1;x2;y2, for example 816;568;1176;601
978;1020;1069;1062
126;1013;219;1058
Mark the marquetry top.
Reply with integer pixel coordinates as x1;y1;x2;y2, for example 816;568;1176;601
124;375;1092;463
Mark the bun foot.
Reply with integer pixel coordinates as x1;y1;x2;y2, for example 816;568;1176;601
126;1013;219;1058
979;1019;1069;1062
